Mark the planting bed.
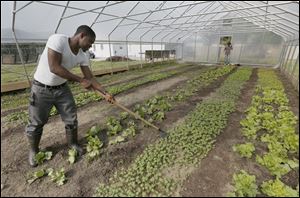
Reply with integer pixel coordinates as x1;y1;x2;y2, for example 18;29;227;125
1;65;298;197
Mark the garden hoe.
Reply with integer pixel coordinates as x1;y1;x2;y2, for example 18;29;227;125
94;88;168;138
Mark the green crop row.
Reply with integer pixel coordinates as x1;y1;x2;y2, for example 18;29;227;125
227;170;299;197
4;66;197;124
94;67;252;197
24;65;236;191
106;66;236;147
230;69;299;197
1;63;185;111
78;66;234;164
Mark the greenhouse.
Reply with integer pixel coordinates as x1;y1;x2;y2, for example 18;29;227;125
1;1;299;197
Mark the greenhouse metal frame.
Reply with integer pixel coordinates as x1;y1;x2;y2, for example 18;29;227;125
1;1;299;90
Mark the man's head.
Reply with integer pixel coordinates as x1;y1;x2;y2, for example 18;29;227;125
74;25;96;52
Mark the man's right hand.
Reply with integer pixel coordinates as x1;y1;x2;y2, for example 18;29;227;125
80;78;92;90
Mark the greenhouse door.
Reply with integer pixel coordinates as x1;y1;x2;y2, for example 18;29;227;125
218;36;232;63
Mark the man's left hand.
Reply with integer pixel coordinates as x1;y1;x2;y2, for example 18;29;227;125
104;93;115;104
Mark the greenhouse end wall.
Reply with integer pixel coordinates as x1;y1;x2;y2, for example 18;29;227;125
182;31;283;66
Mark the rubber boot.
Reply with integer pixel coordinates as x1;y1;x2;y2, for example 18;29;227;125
27;134;42;167
66;129;83;156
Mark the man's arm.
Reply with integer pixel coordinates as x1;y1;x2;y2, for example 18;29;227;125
80;65;93;79
48;48;91;88
80;66;105;92
48;48;81;82
80;65;115;103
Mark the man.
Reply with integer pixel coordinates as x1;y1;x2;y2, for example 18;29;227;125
26;25;115;167
224;41;233;65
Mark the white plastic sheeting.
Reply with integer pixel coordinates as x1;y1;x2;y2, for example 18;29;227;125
1;1;299;43
0;1;299;91
183;31;283;65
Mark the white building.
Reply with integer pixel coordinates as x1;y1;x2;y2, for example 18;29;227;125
91;43;164;60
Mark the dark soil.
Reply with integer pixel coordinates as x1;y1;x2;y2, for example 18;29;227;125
1;65;231;196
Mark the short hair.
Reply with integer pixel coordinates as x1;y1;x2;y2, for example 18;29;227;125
75;25;96;39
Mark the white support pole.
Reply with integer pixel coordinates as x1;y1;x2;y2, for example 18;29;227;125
238;45;243;64
181;43;184;61
140;38;143;68
107;2;140;74
160;32;172;65
151;39;154;65
90;1;110;28
206;44;210;62
12;1;31;87
229;1;296;38
286;43;297;75
161;39;163;64
290;53;299;89
278;42;287;68
282;41;293;72
116;1;295;25
125;2;164;70
126;39;129;70
14;1;33;13
168;38;171;64
128;11;285;29
280;42;290;68
148;2;186;65
96;1;212;23
108;37;113;74
194;33;197;62
55;1;69;33
62;1;125;20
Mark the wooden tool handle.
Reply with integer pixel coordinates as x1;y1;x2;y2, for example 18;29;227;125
114;102;160;131
94;89;160;131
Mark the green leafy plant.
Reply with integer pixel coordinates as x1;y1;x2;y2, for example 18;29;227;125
284;133;299;153
153;111;165;121
134;104;147;118
261;178;299;197
256;153;298;178
86;135;103;161
46;168;67;186
86;125;102;137
118;120;137;139
35;151;52;165
133;95;172;125
5;110;29;124
94;67;252;197
227;170;258;197
68;148;77;164
84;125;104;161
106;116;123;136
109;136;126;145
232;143;255;158
238;69;299;180
120;112;129;120
49;106;58;116
4;64;197;124
122;126;136;138
27;169;46;184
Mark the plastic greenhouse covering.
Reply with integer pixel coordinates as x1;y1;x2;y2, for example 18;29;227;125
1;1;299;90
1;2;300;197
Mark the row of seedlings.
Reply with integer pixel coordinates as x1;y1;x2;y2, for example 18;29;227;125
94;67;252;196
229;69;299;197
